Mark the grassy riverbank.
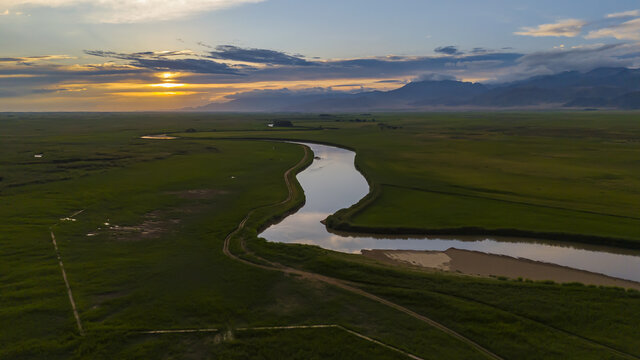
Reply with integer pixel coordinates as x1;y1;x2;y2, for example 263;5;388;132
179;112;640;247
2;112;639;359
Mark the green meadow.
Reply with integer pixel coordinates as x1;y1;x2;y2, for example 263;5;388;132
177;112;640;246
1;112;639;359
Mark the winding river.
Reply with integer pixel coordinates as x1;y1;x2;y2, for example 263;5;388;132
260;142;640;283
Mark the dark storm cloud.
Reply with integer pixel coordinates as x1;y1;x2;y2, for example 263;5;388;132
207;45;314;66
434;46;463;55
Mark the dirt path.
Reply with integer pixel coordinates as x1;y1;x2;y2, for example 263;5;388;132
50;230;84;336
222;142;640;360
222;144;503;360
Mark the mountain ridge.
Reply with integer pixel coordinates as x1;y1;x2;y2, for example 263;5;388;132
188;67;640;111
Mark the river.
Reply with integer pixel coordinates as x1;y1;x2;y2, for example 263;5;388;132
259;142;640;283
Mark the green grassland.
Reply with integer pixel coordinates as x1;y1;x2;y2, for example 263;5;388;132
178;112;640;246
1;112;639;359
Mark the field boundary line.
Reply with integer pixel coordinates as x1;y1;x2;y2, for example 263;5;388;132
141;328;219;334
140;324;424;359
50;230;84;336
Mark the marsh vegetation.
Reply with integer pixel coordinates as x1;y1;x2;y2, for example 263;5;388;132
2;112;639;359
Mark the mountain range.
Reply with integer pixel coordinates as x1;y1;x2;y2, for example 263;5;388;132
188;67;640;112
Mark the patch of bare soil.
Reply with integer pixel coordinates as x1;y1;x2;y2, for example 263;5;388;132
361;249;443;274
362;249;640;290
109;210;180;241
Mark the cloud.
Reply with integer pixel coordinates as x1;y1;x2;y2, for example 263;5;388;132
1;0;264;23
197;41;214;49
606;10;639;19
414;73;456;81
224;87;339;100
471;47;489;54
0;55;75;63
491;43;640;82
84;50;243;74
243;52;520;83
515;19;586;37
0;61;155;99
586;18;640;40
7;41;640;109
434;46;462;55
207;45;313;66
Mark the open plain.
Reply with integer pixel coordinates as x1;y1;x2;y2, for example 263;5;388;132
2;112;639;359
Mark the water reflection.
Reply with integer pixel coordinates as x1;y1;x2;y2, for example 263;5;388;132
260;143;640;282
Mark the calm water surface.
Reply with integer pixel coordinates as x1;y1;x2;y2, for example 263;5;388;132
260;143;640;282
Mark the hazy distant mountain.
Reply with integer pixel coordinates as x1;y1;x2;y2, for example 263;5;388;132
477;67;640;108
189;67;640;111
385;80;487;104
611;91;640;109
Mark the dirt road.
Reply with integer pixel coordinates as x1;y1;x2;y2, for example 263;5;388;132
222;144;503;360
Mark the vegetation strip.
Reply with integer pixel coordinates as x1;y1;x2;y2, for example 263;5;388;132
49;230;84;336
222;142;504;360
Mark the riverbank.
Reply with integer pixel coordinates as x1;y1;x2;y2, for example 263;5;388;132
362;249;640;290
326;220;640;250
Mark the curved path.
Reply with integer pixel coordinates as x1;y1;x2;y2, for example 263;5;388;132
222;144;504;360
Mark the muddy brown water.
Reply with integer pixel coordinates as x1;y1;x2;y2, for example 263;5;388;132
259;142;640;283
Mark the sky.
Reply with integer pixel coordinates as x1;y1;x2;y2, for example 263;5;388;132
1;0;640;111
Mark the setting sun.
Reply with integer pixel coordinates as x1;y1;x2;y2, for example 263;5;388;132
160;72;178;80
149;83;185;88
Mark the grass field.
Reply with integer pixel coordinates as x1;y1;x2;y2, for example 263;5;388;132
177;112;640;246
2;112;639;359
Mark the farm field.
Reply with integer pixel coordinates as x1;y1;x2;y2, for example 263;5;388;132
1;112;639;359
